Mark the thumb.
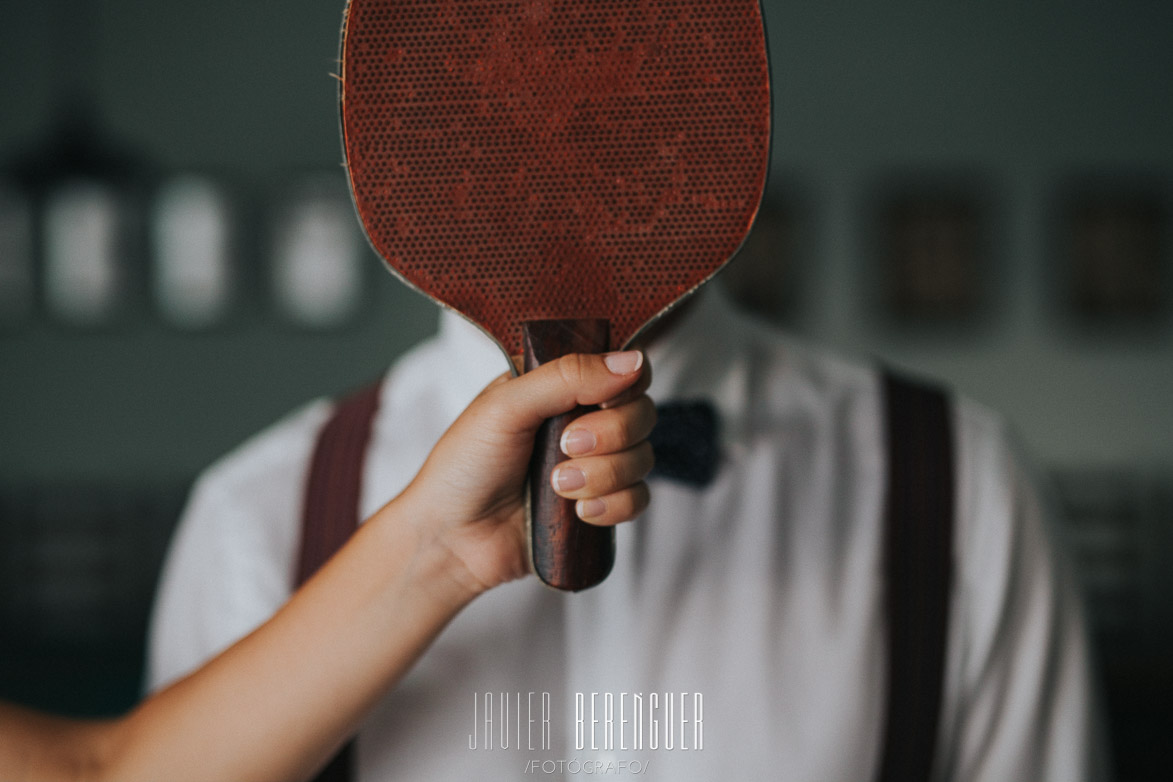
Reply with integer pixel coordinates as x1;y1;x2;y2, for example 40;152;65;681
482;350;646;434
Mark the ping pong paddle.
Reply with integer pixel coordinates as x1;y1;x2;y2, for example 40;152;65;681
340;0;770;590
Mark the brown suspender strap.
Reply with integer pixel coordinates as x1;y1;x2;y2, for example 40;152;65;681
296;381;383;782
876;370;955;782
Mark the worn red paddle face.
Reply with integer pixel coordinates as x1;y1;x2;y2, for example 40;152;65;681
341;0;770;358
342;0;769;590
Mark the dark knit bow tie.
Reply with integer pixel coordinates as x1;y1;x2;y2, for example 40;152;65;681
647;400;720;488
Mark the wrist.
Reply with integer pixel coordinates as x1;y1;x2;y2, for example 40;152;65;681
369;487;493;607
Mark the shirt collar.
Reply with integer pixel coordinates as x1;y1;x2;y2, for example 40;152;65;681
431;307;514;412
641;285;754;459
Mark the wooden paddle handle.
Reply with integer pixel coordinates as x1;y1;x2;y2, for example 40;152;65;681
523;318;614;591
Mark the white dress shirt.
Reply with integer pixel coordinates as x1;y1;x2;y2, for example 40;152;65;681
147;287;1105;781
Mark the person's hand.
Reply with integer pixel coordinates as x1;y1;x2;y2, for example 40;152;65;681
394;351;655;596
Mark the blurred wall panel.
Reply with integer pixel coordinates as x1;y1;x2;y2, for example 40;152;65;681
0;182;35;328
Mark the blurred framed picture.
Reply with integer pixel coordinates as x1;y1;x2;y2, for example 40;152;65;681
42;179;137;327
4;485;124;646
269;172;369;329
1049;468;1158;643
719;188;806;324
1058;184;1167;323
150;174;238;330
875;182;988;323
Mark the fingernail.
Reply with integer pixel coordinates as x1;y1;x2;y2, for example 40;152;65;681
554;465;586;492
603;350;643;375
577;498;606;520
561;428;597;457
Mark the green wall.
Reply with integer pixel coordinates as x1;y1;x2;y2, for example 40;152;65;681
2;0;1170;482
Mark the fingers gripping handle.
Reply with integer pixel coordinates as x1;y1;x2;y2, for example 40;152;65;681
522;319;615;591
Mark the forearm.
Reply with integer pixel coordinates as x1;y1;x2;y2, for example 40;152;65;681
0;703;113;781
106;491;477;782
1;351;650;782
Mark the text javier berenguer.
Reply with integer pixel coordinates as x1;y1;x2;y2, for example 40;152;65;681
470;691;703;751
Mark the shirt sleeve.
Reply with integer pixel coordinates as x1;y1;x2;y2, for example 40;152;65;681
145;402;329;692
941;402;1110;781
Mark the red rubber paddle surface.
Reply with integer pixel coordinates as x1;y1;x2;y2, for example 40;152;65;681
341;0;771;358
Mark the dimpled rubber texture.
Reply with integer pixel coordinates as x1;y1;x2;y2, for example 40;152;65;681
342;0;770;357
